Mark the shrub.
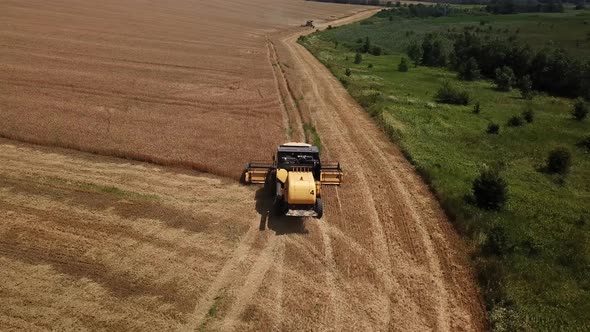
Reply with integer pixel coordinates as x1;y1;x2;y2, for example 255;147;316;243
507;116;524;127
472;168;508;210
458;57;481;81
519;75;534;100
494;66;516;92
339;77;349;88
398;57;409;72
573;98;588;121
360;37;371;53
368;63;374;69
522;109;534;123
345;68;352;77
406;42;423;67
579;135;590;152
487;123;500;134
546;147;572;174
370;46;383;56
435;81;470;105
354;52;363;64
473;102;481;114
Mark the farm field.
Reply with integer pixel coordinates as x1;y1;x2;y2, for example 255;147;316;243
301;7;590;331
0;1;486;331
0;0;363;179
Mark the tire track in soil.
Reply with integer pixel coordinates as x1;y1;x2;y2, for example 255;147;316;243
220;235;281;331
266;38;305;142
183;223;260;331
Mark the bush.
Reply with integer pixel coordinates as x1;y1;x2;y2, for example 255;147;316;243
458;57;481;81
495;66;516;92
360;37;371;53
473;102;481;114
398;57;409;72
354;52;363;64
522;109;534;123
487;123;500;134
406;42;423;66
345;68;352;77
472;168;508;210
579;135;590;152
368;63;373;69
519;75;534;100
573;98;588;121
546;147;572;174
507;116;524;127
370;46;383;56
435;81;470;105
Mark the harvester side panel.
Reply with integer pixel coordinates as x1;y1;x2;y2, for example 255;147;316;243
320;162;343;185
244;161;274;184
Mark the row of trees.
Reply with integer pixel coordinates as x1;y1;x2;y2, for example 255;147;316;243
384;4;457;18
486;0;566;14
407;31;590;99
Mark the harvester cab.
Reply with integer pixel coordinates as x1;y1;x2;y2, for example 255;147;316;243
244;142;342;218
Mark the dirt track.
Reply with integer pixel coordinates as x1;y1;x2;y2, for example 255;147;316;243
0;4;485;332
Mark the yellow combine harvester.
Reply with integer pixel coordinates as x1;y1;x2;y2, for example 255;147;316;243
244;142;342;218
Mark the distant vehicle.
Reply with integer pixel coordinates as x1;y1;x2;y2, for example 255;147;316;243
302;20;315;28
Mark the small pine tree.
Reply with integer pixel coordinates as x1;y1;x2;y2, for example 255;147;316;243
519;75;534;100
472;167;508;210
398;57;409;72
579;135;590;152
573;98;589;121
345;68;352;77
507;116;524;127
522;109;534;123
473;102;481;114
494;66;516;92
458;57;481;81
371;46;383;56
546;147;572;174
354;52;363;64
406;42;423;67
487;123;500;134
362;37;371;53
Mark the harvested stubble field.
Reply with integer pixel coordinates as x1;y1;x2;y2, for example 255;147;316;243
1;1;485;331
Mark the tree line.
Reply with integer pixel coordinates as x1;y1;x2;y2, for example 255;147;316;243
406;31;590;99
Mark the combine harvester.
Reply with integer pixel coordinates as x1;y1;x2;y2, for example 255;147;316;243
244;142;342;218
301;20;315;28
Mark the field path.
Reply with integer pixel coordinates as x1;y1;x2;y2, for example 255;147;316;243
267;9;487;331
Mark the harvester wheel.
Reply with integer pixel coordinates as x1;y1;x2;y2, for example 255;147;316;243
314;198;323;219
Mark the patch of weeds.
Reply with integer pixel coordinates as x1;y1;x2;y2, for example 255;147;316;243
303;123;321;150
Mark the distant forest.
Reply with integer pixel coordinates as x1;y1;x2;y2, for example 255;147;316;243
307;0;585;7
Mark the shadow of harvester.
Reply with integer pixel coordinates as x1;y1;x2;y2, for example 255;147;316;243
254;187;308;235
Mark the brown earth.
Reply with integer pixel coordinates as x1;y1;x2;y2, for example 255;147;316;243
0;1;486;331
